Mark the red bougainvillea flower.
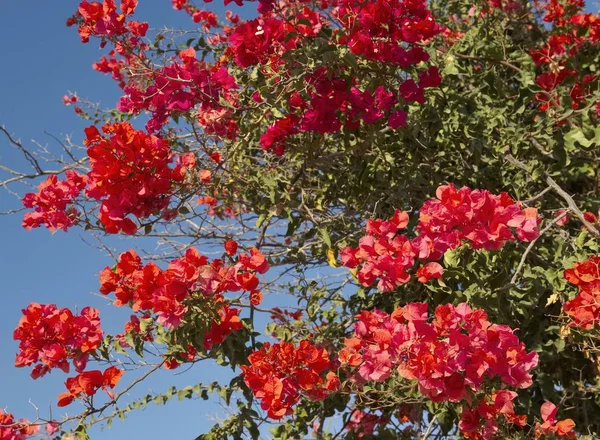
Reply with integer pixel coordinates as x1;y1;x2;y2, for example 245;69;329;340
99;246;268;345
241;340;336;419
228;18;296;68
93;53;126;88
583;211;598;224
563;255;600;329
416;262;444;283
341;185;541;292
57;366;124;407
62;94;78;106
45;422;59;436
22;170;87;232
203;304;244;349
260;115;299;156
335;0;440;60
555;209;571;226
340;302;538;398
524;0;600;113
250;290;263;306
83;122;196;234
534;401;577;438
0;410;39;439
224;240;239;256
69;0;147;44
14;303;103;379
118;49;238;135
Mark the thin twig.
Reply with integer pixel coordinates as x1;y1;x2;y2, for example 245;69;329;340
545;176;599;236
510;210;569;285
505;153;600;236
421;414;438;439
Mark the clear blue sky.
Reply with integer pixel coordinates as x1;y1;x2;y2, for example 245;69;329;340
0;3;252;438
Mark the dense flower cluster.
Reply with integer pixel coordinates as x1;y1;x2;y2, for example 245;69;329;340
13;303;103;379
63;0;445;157
227;0;441;68
21;123;202;234
341;184;541;291
563;255;600;329
0;410;38;440
99;243;267;340
57;366;124;407
221;0;443;155
258;65;441;155
21;171;87;232
83;122;193;234
339;302;538;401
241;340;338;419
10;0;596;436
335;0;440;59
67;0;148;44
229;17;299;68
119;47;239;134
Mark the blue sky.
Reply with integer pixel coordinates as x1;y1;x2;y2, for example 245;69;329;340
0;2;254;438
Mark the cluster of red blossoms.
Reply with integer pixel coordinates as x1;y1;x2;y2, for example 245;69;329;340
563;255;600;329
22;170;87;232
223;0;442;155
227;0;440;67
241;340;339;419
339;302;538;437
335;0;439;58
460;394;575;439
83;122;194;234
67;0;149;98
57;366;124;407
341;184;540;292
118;47;239;135
258;66;441;155
21;123;201;235
65;0;445;156
530;0;600;114
99;243;267;342
67;0;148;44
340;302;538;391
13;303;103;379
227;14;315;69
0;410;38;440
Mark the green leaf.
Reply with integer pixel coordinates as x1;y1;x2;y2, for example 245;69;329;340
318;227;332;248
256;213;267;228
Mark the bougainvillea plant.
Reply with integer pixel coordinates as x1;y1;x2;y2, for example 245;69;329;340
1;0;600;438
